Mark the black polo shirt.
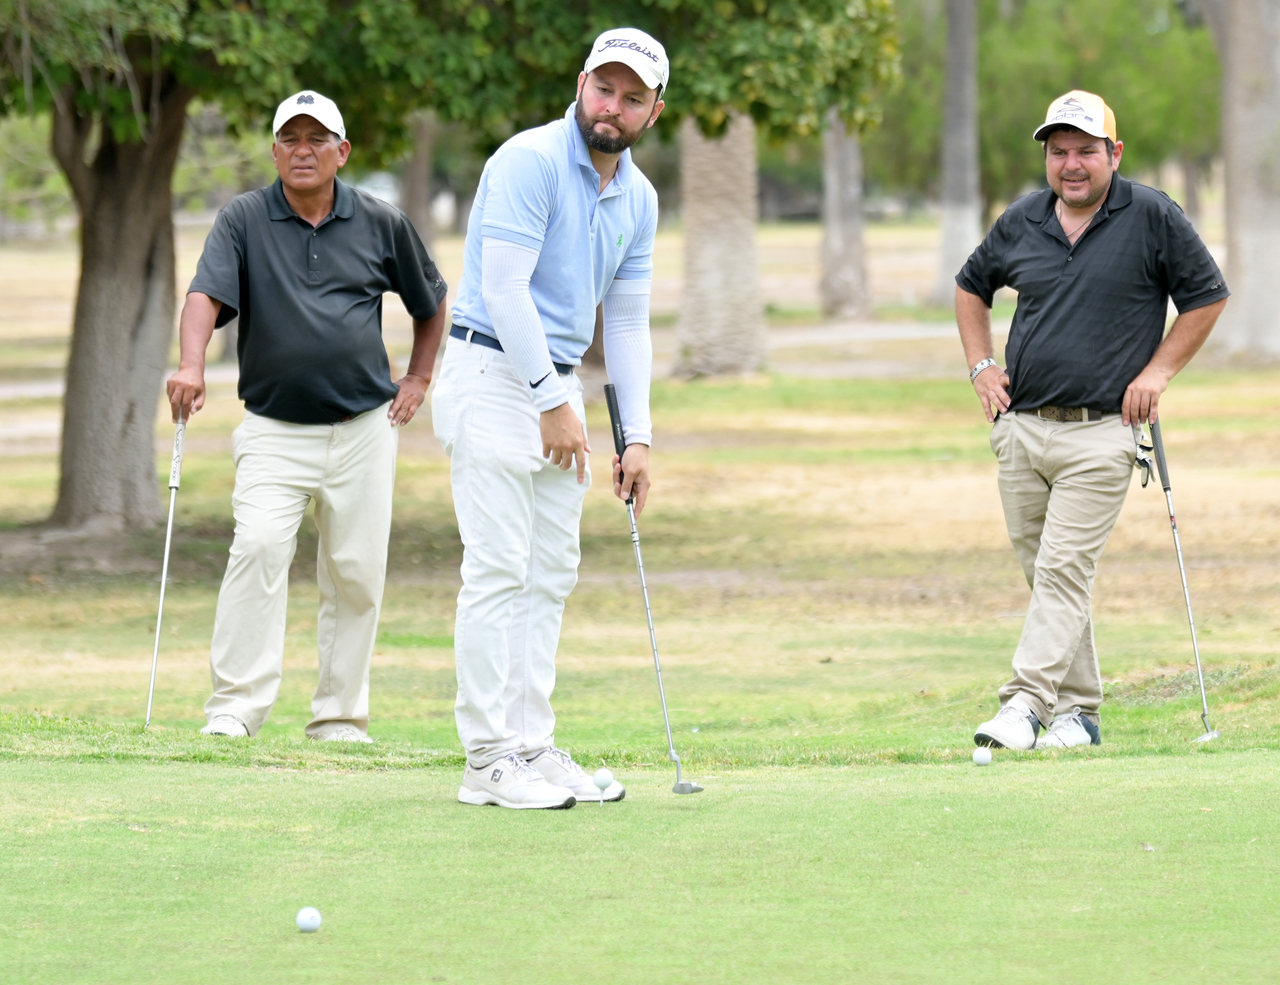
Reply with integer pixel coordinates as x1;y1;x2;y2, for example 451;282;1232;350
956;174;1227;413
189;177;447;424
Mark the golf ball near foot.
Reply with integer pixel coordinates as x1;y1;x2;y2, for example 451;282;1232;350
296;907;322;932
593;767;614;794
973;747;993;766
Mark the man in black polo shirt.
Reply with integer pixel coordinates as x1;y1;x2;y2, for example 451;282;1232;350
167;90;448;741
955;90;1227;750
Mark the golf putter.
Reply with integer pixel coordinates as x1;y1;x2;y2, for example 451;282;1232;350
1149;418;1219;742
604;384;702;795
144;408;186;730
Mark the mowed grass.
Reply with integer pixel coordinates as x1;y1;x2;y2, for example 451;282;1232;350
3;369;1280;981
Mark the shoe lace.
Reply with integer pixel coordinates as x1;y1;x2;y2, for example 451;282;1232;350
329;725;361;739
995;703;1031;723
544;747;585;776
503;754;542;782
1048;710;1083;733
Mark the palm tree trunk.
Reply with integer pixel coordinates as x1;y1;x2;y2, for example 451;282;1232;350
674;114;765;376
401;110;437;250
821;109;871;319
1201;0;1280;354
931;0;982;307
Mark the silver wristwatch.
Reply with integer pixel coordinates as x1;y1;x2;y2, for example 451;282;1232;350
969;358;998;382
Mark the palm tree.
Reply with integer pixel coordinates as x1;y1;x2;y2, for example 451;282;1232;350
821;108;872;319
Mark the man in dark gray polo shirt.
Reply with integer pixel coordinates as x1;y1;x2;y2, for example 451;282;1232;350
955;90;1227;751
167;90;448;741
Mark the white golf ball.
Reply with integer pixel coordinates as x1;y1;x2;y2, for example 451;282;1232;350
972;746;993;766
593;767;614;793
296;906;322;932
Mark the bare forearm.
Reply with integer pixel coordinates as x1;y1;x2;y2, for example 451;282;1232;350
1146;299;1227;381
178;292;221;370
406;305;448;382
956;286;995;370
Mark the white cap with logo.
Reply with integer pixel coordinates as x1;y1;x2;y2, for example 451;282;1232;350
272;90;346;141
584;27;669;92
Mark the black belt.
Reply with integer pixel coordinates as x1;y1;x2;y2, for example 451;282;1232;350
1030;405;1104;422
450;325;574;376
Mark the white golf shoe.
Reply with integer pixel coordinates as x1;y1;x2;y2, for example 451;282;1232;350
200;715;249;737
458;753;577;810
1038;709;1101;748
528;747;626;803
974;697;1041;750
314;725;374;743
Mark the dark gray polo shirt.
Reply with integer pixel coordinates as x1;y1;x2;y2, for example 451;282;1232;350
189;177;447;424
957;174;1227;414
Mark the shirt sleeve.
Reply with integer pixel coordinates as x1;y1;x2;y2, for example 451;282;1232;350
387;212;448;321
187;206;244;328
478;145;558;252
955;209;1014;306
1160;202;1229;313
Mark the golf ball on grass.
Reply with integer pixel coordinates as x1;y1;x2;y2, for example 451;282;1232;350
972;747;993;766
296;907;322;932
593;767;614;797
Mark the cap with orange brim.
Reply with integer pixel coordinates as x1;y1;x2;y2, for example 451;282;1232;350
1033;90;1117;143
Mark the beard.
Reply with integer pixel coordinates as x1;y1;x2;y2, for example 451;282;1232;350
575;99;647;154
1055;169;1112;209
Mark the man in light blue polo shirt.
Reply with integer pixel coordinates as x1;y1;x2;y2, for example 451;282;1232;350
432;27;667;809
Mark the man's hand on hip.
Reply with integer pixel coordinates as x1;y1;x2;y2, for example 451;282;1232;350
1121;365;1171;425
389;373;429;426
166;365;206;423
613;443;651;517
972;364;1011;423
541;401;591;483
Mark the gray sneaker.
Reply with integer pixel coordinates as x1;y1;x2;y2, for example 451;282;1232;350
528;747;625;803
974;697;1041;750
1038;709;1101;748
458;753;577;810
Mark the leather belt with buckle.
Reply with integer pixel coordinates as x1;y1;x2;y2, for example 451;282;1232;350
1034;405;1103;422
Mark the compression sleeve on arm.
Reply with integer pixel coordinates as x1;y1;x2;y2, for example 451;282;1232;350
602;278;654;447
480;237;569;411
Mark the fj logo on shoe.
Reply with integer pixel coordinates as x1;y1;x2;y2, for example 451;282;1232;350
490;768;503;782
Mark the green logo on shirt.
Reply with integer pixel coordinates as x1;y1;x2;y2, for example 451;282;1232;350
616;234;623;247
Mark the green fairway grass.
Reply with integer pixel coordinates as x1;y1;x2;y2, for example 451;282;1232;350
2;753;1277;984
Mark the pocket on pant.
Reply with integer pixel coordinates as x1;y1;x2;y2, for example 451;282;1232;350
989;413;1010;461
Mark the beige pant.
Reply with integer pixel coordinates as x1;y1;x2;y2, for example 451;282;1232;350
204;403;397;737
990;412;1136;727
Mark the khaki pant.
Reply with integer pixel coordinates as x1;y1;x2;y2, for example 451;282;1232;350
989;412;1136;727
204;403;397;737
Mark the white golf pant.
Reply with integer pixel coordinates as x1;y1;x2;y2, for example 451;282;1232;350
205;403;397;737
431;337;589;767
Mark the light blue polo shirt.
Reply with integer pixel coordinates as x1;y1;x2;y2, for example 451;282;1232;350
451;105;658;365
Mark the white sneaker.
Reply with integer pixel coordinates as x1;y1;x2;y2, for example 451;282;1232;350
200;715;248;737
1038;709;1101;748
315;725;374;744
528;747;626;803
974;697;1041;750
458;753;577;810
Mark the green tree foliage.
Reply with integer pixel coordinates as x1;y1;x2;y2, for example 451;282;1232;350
863;0;1219;210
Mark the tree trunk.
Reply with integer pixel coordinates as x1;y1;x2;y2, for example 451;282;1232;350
674;114;765;376
49;81;193;531
931;0;983;307
821;109;872;319
401;110;437;250
1179;156;1202;228
1201;0;1280;354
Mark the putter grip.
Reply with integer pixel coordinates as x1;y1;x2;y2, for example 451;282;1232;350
168;419;186;490
604;383;627;459
1150;419;1172;493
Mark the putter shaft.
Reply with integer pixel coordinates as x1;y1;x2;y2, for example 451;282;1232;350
145;412;185;730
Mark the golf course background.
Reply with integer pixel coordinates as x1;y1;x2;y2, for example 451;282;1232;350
3;226;1279;982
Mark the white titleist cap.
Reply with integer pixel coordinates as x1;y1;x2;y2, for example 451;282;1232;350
584;27;669;91
1033;89;1117;143
272;90;346;141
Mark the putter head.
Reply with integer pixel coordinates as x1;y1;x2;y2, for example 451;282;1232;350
672;781;703;795
1193;730;1220;743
